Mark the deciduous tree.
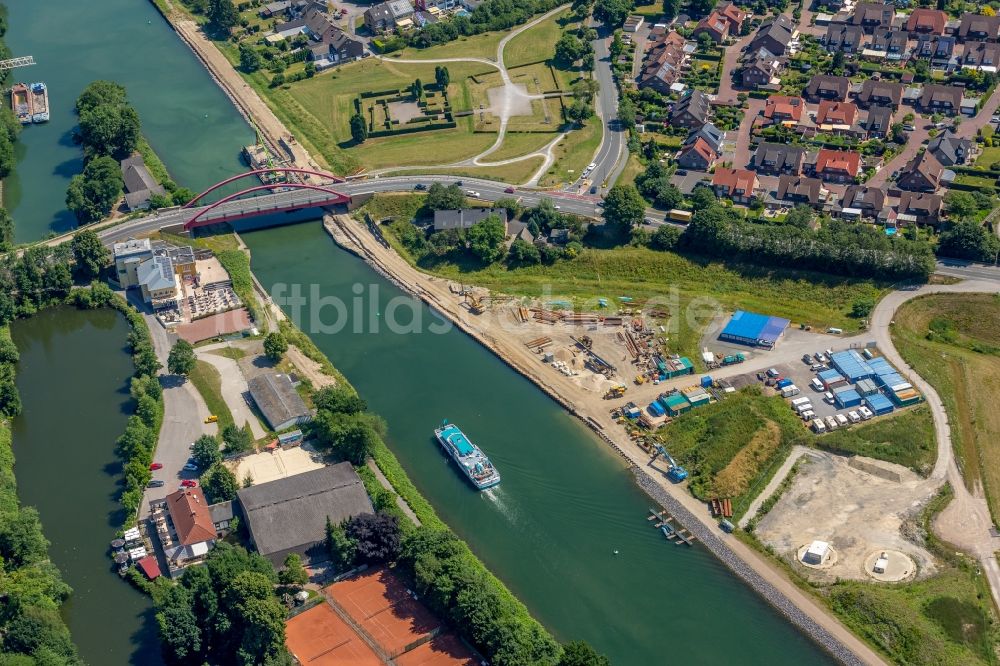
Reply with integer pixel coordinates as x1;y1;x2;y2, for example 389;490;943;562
263;332;287;361
465;214;507;263
65;156;124;224
192;434;223;470
71;229;110;280
167;339;196;376
202;462;240;504
602;184;646;229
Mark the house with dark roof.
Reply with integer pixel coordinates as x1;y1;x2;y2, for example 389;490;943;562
898;191;943;225
247;373;312;431
805;75;850;102
841;185;886;218
670;90;711;129
433;208;507;231
776;175;827;207
676;137;718;170
749;15;794;56
740;52;782;89
638;29;688;93
813;148;861;182
928;134;973;165
764;95;805;124
120;154;166;211
914;34;957;63
685;122;725;153
237;463;374;566
260;1;291;18
816;100;858;126
364;0;414;33
896;151;943;191
864;105;894;138
711;168;759;204
824;23;864;54
693;11;731;43
752;143;805;175
961;40;1000;70
850;3;894;33
958;13;1000;42
907;8;948;35
870;27;908;58
857;79;903;107
918;84;963;114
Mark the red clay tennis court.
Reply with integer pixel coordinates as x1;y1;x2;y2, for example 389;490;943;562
285;602;382;666
325;568;441;656
394;633;478;666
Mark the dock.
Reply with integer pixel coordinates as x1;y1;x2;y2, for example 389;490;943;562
647;508;696;546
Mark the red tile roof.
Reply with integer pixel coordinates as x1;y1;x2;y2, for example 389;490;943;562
682;137;718;164
764;95;805;121
712;168;758;196
906;8;947;34
816;100;858;126
718;2;747;30
137;555;162;580
166;487;217;546
815;149;861;176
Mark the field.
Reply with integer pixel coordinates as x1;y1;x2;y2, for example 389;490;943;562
891;293;1000;520
974;145;1000;167
816;405;936;475
487;131;559;161
188;359;235;430
502;10;572;68
657;388;808;518
537;120;602;187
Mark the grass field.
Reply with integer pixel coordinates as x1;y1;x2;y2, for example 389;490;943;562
188;360;235;430
385;157;546;184
537;120;602;187
486;132;559;161
658;388;809;518
816;405;936;474
974;145;1000;167
503;9;573;68
891;293;1000;520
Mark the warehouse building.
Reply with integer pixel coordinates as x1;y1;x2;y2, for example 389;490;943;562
247;373;311;431
661;393;691;416
864;393;895;416
718;310;790;348
818;369;847;389
834;387;862;408
831;350;875;382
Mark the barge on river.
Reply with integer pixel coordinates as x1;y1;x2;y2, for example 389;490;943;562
11;83;31;124
434;421;500;490
30;82;49;123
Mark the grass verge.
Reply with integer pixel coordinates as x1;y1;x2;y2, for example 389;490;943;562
188;359;234;430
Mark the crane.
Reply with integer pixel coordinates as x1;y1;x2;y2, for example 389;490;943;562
650;444;688;482
0;56;35;72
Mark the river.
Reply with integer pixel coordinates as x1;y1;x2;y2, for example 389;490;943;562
4;0;248;242
10;307;163;665
245;223;834;665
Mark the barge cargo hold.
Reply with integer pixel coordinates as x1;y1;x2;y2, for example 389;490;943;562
30;82;49;123
434;421;500;490
11;83;31;124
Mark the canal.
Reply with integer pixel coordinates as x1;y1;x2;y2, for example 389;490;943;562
4;0;249;242
10;307;163;665
245;223;835;665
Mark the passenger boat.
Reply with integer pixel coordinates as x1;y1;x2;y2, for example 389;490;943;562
29;82;48;123
434;421;500;490
11;83;31;124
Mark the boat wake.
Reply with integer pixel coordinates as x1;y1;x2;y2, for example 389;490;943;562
481;485;518;524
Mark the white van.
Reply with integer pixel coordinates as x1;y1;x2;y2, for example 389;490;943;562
847;411;861;423
825;416;839;430
781;385;800;398
827;327;843;335
811;378;824;391
835;413;849;427
795;403;814;415
859;406;874;420
791;397;812;407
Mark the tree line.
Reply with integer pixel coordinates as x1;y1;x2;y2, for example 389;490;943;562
0;4;20;251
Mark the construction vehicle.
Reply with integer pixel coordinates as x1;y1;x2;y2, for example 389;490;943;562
634;374;646;385
651;444;688;482
604;384;626;399
721;353;745;366
579;335;593;350
465;293;485;314
204;415;218;424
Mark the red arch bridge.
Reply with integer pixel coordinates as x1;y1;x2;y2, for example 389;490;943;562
181;168;351;230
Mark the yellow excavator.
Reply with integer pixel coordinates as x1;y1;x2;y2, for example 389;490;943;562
466;292;485;314
604;384;626;399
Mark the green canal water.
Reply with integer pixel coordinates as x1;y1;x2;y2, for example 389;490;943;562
4;0;249;242
10;307;163;665
245;223;835;665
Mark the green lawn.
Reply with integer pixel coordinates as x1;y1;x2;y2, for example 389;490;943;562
385;156;546;185
816;405;936;475
188;360;235;430
974;145;1000;167
503;9;573;68
538;120;603;187
395;31;505;61
487;132;559;161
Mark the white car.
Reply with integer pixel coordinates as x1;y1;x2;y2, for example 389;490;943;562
588;162;597;170
835;413;849;427
824;391;835;403
811;378;824;391
825;416;839;430
859;406;874;420
847;411;861;423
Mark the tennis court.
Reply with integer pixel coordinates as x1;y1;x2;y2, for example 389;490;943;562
285;603;382;666
325;568;440;656
395;633;478;666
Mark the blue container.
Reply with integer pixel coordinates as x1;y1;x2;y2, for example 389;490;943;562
647;401;665;417
776;378;793;389
701;375;713;388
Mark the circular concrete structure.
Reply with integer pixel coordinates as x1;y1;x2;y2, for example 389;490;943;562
863;549;915;582
796;543;838;570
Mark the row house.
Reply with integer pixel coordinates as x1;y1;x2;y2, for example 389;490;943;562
841;185;886;218
740;51;783;89
813;148;861;183
870;26;908;60
676;137;719;170
914;34;957;65
918;84;963;114
957;13;1000;42
670;90;712;128
804;75;850;102
752;142;806;175
864;105;895;138
763;95;805;124
896;150;943;192
961;41;1000;71
823;23;864;54
905;9;948;36
856;79;903;108
775;175;827;208
638;29;688;93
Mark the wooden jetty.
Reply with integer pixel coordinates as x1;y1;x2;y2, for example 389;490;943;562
647;508;696;546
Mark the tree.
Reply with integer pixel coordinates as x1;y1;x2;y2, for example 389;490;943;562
71;229;110;280
937;220;1000;262
593;0;632;26
349;113;367;144
326;517;358;570
278;553;309;587
239;43;262;73
192;434;223;470
944;190;978;220
222;423;254;454
851;296;875;319
202;462;240;504
78;101;141;159
555;33;585;65
565;99;593;121
662;0;679;19
0;508;48;568
558;641;611;666
312;412;376;464
157;596;203;662
75;80;128;114
410;78;424;99
688;0;713;16
602;184;646;229
830;49;845;73
508;237;541;265
650;224;681;250
263;332;288;361
425;182;465;210
167;339;196;376
784;204;814;228
0;208;13;253
313;385;367;415
689;184;717;211
65;155;123;223
207;0;239;35
269;72;285;88
435;65;450;88
466;214;507;263
346;512;401;564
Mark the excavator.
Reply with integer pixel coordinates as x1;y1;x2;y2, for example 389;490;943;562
604;384;626;400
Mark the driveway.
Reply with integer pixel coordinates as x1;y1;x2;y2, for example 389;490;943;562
865;112;930;188
717;31;757;104
732;97;765;169
196;342;268;439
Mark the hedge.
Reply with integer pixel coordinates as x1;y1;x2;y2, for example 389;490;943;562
367;121;457;138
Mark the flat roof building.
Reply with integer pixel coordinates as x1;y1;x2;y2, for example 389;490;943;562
247;372;311;431
718;310;790;348
113;238;153;289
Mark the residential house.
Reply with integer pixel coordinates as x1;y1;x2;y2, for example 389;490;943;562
804;74;851;102
748;15;794;57
776;174;827;207
712;168;760;204
685;122;726;153
864;105;895;138
364;0;414;33
856;79;903;107
918;84;963;114
961;41;1000;70
155;488;218;571
433;208;507;231
896;150;943;191
824;23;864;54
841;185;886;218
716;2;748;33
113;238;154;289
504;220;536;245
693;12;731;43
209;501;234;537
740;52;782;89
906;8;948;35
120;153;166;211
813;148;861;182
815;100;859;127
638;29;688;93
676;138;718;170
247;373;312;431
898;191;944;225
870;27;908;59
850;3;894;34
957;13;1000;42
927;134;973;165
914;34;957;64
752;143;806;175
670;89;711;129
763;95;805;124
259;1;292;18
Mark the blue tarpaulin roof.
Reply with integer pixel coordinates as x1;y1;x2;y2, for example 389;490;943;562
831;350;874;382
719;310;790;346
865;393;894;414
867;357;897;377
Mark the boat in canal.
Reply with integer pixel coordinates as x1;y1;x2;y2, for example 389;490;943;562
11;83;31;124
434;421;500;490
30;82;49;123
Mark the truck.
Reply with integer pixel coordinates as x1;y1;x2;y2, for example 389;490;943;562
668;209;693;223
780;385;800;398
721;353;745;366
776;378;794;389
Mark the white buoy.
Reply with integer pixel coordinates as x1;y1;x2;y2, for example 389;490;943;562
613;550;619;555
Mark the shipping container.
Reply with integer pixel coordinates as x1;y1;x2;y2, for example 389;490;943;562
701;375;713;388
647;401;665;416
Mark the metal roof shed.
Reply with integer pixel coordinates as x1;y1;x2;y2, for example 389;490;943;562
855;378;879;396
867;357;896;377
718;310;790;348
818;369;847;388
864;393;895;415
835;389;862;408
662;393;691;416
831;350;874;382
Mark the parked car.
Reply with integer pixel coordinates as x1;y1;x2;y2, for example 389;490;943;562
180;479;198;488
150;462;163;471
590;185;598;194
766;368;780;377
147;480;165;488
504;186;516;193
454;180;463;186
835;413;849;427
824;391;835;403
675;169;688;176
902;124;915;131
859;406;874;420
414;183;427;191
811;378;824;391
814;353;827;363
183;463;198;472
847;411;861;423
802;354;813;364
825;415;838;430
